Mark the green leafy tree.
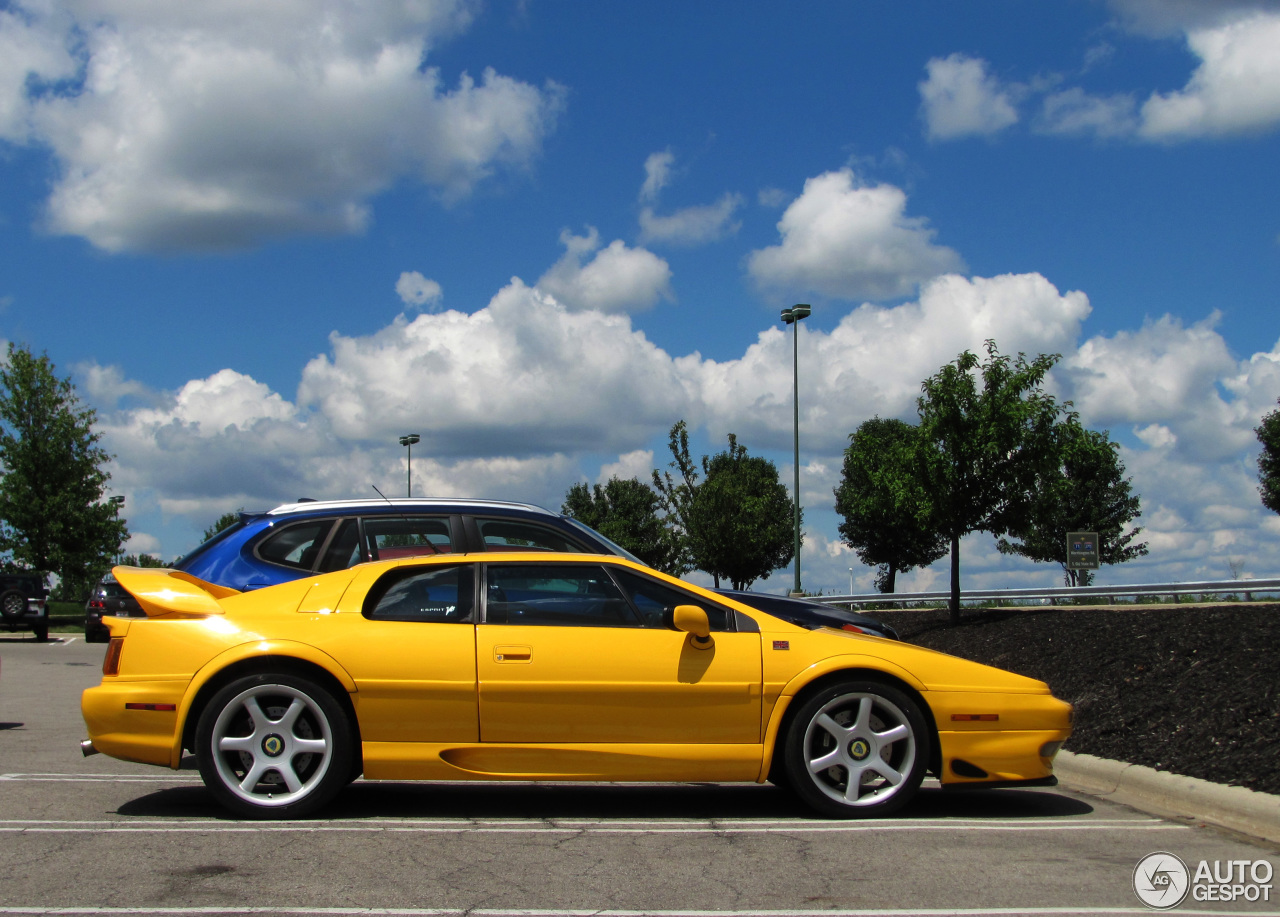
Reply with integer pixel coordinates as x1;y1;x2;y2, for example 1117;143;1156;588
916;341;1065;624
0;344;123;599
1258;401;1280;515
835;417;947;593
687;434;796;590
202;509;244;544
563;477;683;574
651;420;700;575
122;553;168;568
996;421;1147;586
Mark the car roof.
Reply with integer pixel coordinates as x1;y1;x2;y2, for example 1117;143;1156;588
263;498;559;518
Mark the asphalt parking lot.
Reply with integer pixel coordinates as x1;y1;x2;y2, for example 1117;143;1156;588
2;633;1277;917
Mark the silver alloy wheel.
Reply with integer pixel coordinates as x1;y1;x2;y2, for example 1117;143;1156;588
209;683;334;808
802;691;917;808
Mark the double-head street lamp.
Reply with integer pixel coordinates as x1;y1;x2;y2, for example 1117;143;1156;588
399;434;420;497
109;495;125;564
780;303;810;595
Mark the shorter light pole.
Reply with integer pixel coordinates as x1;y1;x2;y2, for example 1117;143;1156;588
849;567;854;596
399;434;420;497
109;496;125;564
780;303;810;595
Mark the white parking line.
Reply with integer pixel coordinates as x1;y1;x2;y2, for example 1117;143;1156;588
0;773;202;783
0;907;1269;916
0;816;1183;835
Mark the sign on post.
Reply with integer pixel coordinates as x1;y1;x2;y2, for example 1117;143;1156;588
1066;532;1100;570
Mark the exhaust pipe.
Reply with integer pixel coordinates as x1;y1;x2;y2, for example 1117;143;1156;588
80;739;99;757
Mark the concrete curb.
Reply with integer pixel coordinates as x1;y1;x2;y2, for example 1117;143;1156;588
1055;749;1280;844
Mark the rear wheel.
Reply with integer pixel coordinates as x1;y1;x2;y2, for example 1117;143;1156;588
195;673;353;819
784;679;929;818
32;619;48;642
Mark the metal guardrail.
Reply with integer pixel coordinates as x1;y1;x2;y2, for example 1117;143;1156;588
815;577;1280;609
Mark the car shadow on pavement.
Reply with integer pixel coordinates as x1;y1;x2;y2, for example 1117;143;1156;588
117;780;1093;821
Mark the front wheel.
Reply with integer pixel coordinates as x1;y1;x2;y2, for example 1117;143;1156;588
783;678;930;818
195;673;353;819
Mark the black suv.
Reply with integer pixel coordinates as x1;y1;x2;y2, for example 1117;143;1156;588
0;572;50;642
84;572;148;643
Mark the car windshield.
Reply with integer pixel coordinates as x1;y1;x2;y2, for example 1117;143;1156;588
560;516;645;565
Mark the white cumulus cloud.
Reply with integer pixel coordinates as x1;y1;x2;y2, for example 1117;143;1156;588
639;193;744;246
1139;10;1280;138
536;227;673;313
298;277;688;453
0;0;565;252
640;149;674;202
919;53;1020;140
747;169;964;302
396;272;444;309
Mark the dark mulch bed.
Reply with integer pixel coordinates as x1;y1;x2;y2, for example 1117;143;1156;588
871;604;1280;796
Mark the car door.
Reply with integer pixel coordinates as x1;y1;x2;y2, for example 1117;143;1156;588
476;562;762;745
313;561;479;744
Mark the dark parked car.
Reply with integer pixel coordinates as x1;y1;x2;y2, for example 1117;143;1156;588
171;498;644;592
84;572;148;643
0;572;50;642
714;589;898;640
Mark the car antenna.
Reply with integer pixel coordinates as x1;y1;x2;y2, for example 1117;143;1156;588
369;484;430;558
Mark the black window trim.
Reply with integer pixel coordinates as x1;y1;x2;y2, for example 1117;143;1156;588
252;517;339;572
361;560;478;623
478;560;740;633
602;565;741;633
358;513;461;564
464;514;600;555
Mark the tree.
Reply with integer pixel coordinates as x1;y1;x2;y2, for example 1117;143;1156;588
122;553;167;568
688;434;796;590
1258;401;1280;515
202;509;244;544
916;341;1065;624
835;417;947;593
651;420;700;575
562;477;683;574
0;344;123;599
996;420;1148;586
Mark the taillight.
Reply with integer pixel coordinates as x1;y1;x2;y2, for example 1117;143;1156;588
88;599;104;609
841;624;872;635
103;637;124;676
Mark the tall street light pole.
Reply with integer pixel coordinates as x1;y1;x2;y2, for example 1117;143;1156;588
109;495;125;564
399;434;420;497
780;303;810;595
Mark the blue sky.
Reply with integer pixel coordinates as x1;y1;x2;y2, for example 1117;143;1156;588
2;0;1279;594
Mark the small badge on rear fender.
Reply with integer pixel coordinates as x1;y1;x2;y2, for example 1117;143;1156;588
772;640;789;650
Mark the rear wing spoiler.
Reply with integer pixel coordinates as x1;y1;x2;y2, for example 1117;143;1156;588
111;566;241;617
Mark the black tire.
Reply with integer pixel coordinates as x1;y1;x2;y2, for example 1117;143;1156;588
195;673;354;819
783;678;930;819
85;627;108;644
33;619;48;642
0;589;25;620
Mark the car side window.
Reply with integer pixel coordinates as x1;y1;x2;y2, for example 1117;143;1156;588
255;520;335;570
319;519;361;572
485;564;639;627
474;518;587;553
610;569;734;632
363;517;453;562
364;564;473;622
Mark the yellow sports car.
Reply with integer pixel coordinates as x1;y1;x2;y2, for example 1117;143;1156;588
81;554;1072;819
